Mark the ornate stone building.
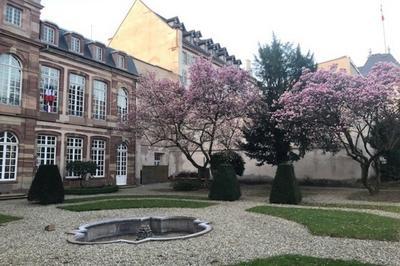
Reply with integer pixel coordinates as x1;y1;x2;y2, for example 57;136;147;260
0;0;138;193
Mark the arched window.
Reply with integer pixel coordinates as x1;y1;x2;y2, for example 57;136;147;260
117;88;128;121
0;54;22;106
0;131;18;180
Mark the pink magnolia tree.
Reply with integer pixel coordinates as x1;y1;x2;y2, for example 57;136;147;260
132;58;259;176
274;63;400;194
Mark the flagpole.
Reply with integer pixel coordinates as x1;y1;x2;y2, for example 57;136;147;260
380;2;388;53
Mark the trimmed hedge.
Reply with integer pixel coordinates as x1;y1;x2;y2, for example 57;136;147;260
172;179;202;191
209;163;241;201
28;165;64;205
211;150;245;176
270;163;302;204
64;185;119;195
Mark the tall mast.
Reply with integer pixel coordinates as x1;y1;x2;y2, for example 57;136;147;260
380;2;388;53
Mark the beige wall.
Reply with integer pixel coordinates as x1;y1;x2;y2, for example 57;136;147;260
109;0;181;74
318;56;360;75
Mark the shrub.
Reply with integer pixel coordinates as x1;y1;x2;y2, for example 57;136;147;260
175;171;198;178
210;150;245;176
28;165;64;205
66;161;97;187
270;163;302;204
209;164;241;201
64;185;119;195
381;150;400;181
172;179;202;191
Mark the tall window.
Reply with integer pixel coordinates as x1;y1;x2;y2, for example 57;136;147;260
183;51;188;65
116;143;127;176
0;54;22;106
42;25;55;45
5;5;22;27
71;37;81;53
66;137;83;177
92;80;107;120
117;55;125;69
117;88;128;121
40;66;59;113
94;46;103;61
36;135;56;166
68;74;85;116
91;139;105;177
0;131;18;181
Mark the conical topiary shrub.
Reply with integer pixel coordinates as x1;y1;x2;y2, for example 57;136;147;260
209;163;241;201
269;163;302;204
28;165;64;205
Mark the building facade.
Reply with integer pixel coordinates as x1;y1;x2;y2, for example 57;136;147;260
109;0;242;182
0;0;138;193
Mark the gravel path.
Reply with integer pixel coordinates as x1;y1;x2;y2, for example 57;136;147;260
1;187;400;265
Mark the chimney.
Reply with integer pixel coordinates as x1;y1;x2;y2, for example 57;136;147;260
245;59;252;73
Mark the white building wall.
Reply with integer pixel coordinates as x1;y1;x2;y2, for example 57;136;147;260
178;150;361;181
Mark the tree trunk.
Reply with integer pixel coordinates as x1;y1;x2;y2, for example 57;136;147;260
372;159;381;194
360;163;378;195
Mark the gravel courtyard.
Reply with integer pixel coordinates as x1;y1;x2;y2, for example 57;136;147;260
1;185;400;266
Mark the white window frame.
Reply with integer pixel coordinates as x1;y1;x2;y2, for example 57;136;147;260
68;74;85;117
91;139;105;177
70;36;81;53
5;4;22;27
0;54;22;106
154;152;163;166
0;131;18;181
92;80;107;120
66;137;83;178
42;25;55;45
116;143;127;177
36;135;57;166
117;55;125;69
117;88;128;121
40;66;59;113
94;46;103;61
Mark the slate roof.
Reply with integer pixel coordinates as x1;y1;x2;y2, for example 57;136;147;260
358;53;400;76
41;22;138;76
155;13;241;66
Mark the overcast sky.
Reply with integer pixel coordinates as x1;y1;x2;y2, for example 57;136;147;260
41;0;399;67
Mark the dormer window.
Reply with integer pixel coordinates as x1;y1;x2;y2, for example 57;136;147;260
5;4;22;27
117;54;125;69
94;46;103;61
71;36;81;53
42;25;55;45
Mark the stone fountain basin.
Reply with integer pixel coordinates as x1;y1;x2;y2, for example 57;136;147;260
68;216;212;245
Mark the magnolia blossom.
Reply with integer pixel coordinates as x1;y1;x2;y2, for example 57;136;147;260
274;62;400;193
131;58;259;171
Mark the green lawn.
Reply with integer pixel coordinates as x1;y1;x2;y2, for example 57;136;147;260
0;213;21;225
63;194;209;204
59;199;215;212
304;202;400;214
232;255;375;266
247;205;400;241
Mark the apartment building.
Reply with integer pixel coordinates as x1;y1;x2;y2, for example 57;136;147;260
0;0;138;193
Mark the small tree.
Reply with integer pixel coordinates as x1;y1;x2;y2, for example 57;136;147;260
209;164;241;201
28;165;64;205
210;150;245;176
66;161;97;188
274;63;400;194
132;58;258;177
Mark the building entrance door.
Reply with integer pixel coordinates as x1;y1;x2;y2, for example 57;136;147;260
116;144;127;186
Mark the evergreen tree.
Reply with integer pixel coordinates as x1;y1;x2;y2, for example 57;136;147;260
241;34;316;166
